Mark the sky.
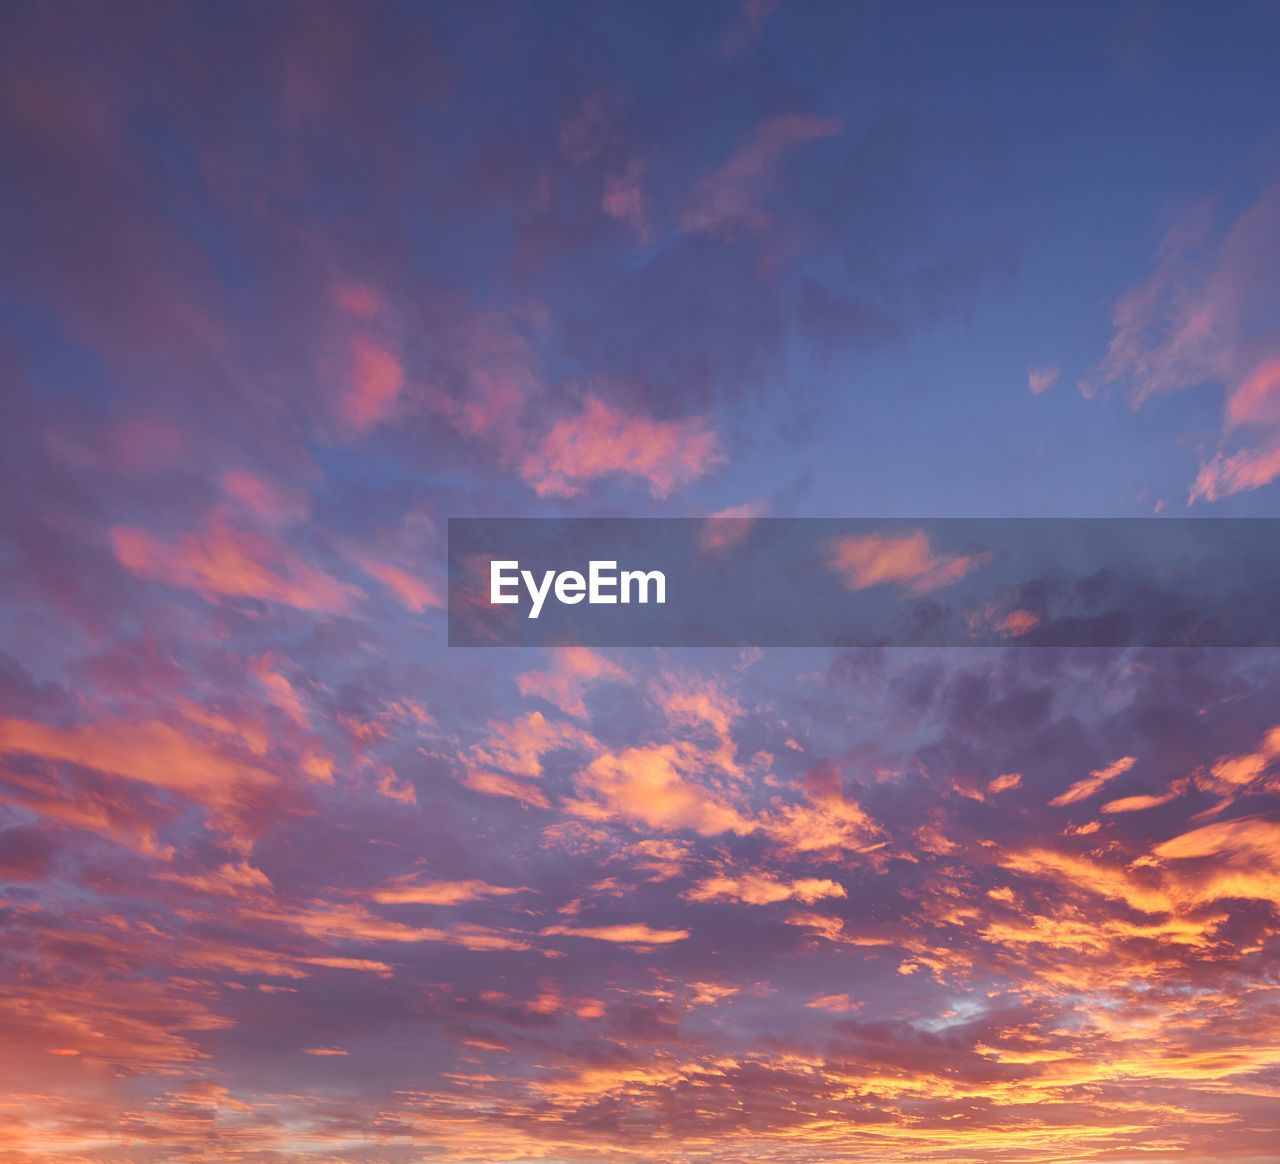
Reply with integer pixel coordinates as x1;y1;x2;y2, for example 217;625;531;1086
3;1;1280;1161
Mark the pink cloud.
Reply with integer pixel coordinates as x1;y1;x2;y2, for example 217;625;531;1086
335;282;382;319
1225;355;1280;428
825;530;988;596
1028;365;1059;395
522;396;723;499
681;113;840;237
222;471;307;525
341;338;403;431
516;648;627;719
1191;355;1280;501
1085;182;1280;501
1089;198;1235;406
1190;438;1280;503
699;499;770;555
112;512;360;614
997;609;1040;637
602;158;651;240
354;554;442;613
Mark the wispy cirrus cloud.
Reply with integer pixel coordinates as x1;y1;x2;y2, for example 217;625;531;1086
1085;180;1280;501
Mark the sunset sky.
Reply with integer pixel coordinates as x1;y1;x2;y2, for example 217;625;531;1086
4;2;1280;1161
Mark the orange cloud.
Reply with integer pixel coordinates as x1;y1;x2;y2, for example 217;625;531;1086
541;922;689;945
470;711;597;779
1191;725;1280;819
762;768;885;857
565;743;756;837
159;861;272;898
521;396;722;499
256;901;533;951
997;609;1040;637
1101;791;1180;813
987;772;1022;794
1155;815;1280;864
516;648;627;718
370;879;531;906
112;513;360;613
1049;756;1137;806
0;714;276;808
806;993;862;1012
825;530;988;595
684;874;845;906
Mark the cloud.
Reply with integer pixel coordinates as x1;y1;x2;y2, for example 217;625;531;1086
825;529;988;595
684;874;846;906
353;553;442;612
565;743;756;836
469;711;597;780
1224;354;1280;428
1084;181;1280;501
341;338;404;431
998;609;1040;637
805;992;862;1012
1100;790;1179;813
681;113;840;237
540;922;689;945
521;396;723;499
698;499;770;555
1028;365;1060;395
222;471;307;525
761;762;885;856
252;655;311;727
256;900;534;951
516;648;627;719
603;158;651;240
463;769;552;810
0;714;282;841
112;512;361;613
1049;756;1138;806
369;879;532;906
1189;437;1280;503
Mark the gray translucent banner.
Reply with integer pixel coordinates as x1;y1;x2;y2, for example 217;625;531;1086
447;518;1280;647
